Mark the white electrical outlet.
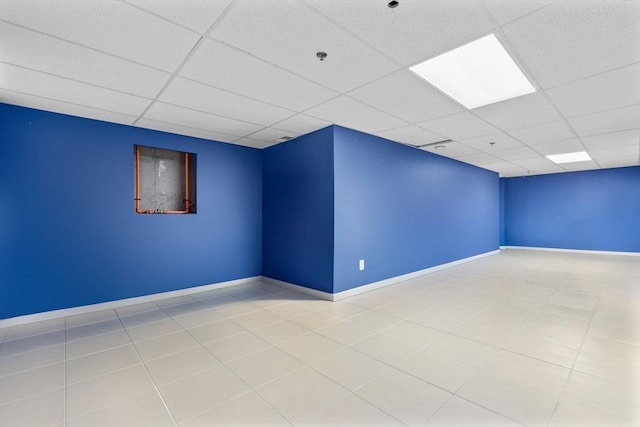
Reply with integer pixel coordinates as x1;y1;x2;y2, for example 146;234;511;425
359;259;365;271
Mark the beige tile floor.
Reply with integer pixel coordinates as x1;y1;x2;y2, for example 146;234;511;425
0;249;638;426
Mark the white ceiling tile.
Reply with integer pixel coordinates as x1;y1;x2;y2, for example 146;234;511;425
500;170;530;177
502;0;640;88
473;92;562;131
0;0;635;173
135;118;237;143
246;127;300;142
0;22;170;98
419;112;499;140
546;63;640;118
491;146;541;161
582;129;639;151
481;0;554;25
0;0;200;71
306;0;496;66
597;156;640;169
510;160;565;175
0;88;137;125
376;125;447;147
125;0;232;33
533;138;585;156
478;161;522;173
455;153;502;166
420;142;481;158
507;120;576;145
181;39;337;111
210;0;398;92
348;71;463;123
560;160;600;172
305;96;407;133
270;114;331;135
529;164;566;174
160;77;293;126
526;169;564;176
589;145;639;161
568;105;640;137
511;156;559;170
0;63;150;116
142;102;263;137
459;133;524;152
230;137;274;149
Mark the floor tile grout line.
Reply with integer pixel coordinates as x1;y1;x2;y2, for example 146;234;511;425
119;308;325;370
332;327;524;427
63;317;67;426
439;393;529;426
1;321;67;344
378;277;562;426
171;309;297;427
420;284;554;427
2;252;637;425
2;319;422;406
0;334;65;358
64;310;120;330
0;386;68;413
298;388;410;427
112;310;180;427
0;348;64;379
546;276;611;426
176;387;292;426
65;322;128;345
65;341;131;363
63;388;162;424
164;285;419;424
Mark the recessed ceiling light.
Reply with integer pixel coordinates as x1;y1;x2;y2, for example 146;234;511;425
435;145;445;150
546;151;592;164
409;34;536;109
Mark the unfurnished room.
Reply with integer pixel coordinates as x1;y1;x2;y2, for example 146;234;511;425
0;0;639;426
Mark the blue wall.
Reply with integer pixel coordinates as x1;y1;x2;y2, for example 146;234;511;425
333;126;500;293
504;166;640;252
0;104;262;318
499;178;506;246
12;102;633;318
262;127;334;293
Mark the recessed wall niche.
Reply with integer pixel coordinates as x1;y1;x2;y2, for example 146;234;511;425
134;145;196;214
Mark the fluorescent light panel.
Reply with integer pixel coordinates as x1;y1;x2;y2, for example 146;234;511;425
546;151;592;164
410;34;536;109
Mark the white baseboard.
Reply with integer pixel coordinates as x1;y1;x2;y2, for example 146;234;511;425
262;277;335;301
0;276;262;328
1;250;503;327
500;246;640;257
263;249;501;302
333;250;500;300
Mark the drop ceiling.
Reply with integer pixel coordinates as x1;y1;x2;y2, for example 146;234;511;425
0;0;638;177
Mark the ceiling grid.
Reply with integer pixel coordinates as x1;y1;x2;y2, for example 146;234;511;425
0;0;637;175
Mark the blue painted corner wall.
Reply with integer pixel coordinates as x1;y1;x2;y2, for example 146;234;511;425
0;104;262;318
503;166;640;252
9;101;636;319
333;126;500;293
499;178;506;246
261;127;334;293
261;125;500;294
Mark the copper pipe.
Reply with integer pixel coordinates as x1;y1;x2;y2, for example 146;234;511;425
135;147;191;214
134;145;153;214
162;151;190;214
